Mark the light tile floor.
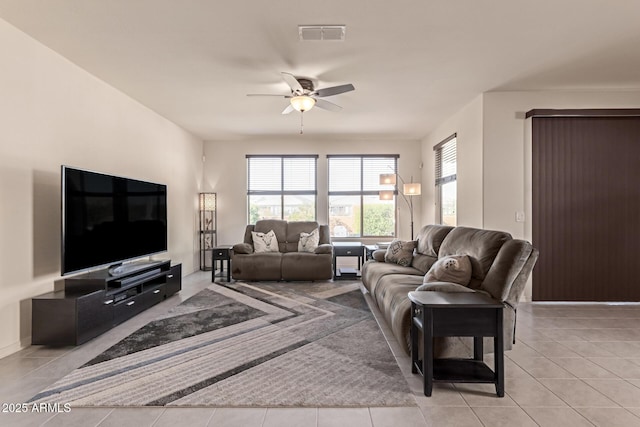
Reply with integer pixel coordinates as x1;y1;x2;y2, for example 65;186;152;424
1;272;640;426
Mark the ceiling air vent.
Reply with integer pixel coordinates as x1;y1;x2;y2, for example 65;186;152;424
299;25;346;41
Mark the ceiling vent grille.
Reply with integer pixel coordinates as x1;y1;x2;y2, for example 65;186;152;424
299;25;346;41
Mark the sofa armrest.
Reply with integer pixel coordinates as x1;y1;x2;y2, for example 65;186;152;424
372;250;386;262
233;243;254;254
314;243;333;255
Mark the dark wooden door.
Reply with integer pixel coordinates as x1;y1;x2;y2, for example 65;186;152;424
532;113;640;301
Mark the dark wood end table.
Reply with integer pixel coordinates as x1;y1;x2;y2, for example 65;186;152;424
211;246;233;282
408;291;504;397
332;242;363;279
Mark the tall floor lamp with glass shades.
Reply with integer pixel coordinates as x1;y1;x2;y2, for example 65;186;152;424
199;193;217;271
379;174;421;240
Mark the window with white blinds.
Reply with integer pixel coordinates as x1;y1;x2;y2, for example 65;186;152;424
327;155;398;237
434;134;457;226
247;155;317;223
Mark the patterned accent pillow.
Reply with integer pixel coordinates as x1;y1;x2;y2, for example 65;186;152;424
251;230;279;253
424;255;472;286
298;228;319;253
384;239;416;266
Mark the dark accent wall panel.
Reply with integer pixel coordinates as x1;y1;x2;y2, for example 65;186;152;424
532;116;640;301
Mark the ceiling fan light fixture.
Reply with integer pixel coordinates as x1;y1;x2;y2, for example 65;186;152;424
290;95;316;112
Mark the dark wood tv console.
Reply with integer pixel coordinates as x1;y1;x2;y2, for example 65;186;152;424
32;260;181;346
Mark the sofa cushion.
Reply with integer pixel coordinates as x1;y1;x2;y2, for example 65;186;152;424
372;274;424;353
298;228;319;253
361;261;422;297
410;253;438;274
255;220;287;252
281;252;332;281
424;255;472;286
416;282;477;293
439;226;512;289
415;225;454;256
384;239;416;266
231;252;282;281
252;230;279;253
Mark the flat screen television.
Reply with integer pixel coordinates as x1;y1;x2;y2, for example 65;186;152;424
62;166;168;276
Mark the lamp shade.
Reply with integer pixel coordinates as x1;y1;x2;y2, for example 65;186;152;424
403;183;421;196
379;173;397;185
199;193;216;211
290;96;316;112
379;190;394;201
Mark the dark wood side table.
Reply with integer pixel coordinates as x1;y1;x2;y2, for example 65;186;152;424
211;246;233;282
408;291;504;397
332;242;363;279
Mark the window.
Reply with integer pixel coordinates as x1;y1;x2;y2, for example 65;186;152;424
434;134;457;226
247;155;317;223
327;155;398;237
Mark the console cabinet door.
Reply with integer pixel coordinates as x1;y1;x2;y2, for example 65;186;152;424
77;290;114;344
165;264;182;296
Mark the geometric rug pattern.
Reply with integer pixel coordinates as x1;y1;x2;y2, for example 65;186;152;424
29;280;415;407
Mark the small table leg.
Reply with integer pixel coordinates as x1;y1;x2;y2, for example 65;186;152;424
495;309;505;397
226;259;231;282
410;302;418;374
423;307;434;397
474;336;483;361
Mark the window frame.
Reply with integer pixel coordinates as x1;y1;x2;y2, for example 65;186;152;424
434;134;457;226
327;154;399;238
246;154;318;223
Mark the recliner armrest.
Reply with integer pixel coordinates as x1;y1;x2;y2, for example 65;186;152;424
372;250;386;262
314;244;333;255
233;243;254;254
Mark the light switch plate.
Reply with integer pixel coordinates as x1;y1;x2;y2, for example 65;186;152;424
515;211;525;222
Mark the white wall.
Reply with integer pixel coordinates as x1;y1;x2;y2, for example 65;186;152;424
0;19;203;357
203;138;422;246
420;95;484;227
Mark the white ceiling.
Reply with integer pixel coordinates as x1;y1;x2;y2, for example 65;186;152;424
2;0;640;140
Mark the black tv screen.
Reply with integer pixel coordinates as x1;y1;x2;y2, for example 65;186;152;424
62;166;167;275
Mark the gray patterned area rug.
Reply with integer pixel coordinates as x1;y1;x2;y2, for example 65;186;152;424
30;281;415;407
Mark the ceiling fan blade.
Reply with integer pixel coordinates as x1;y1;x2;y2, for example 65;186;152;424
313;83;355;97
314;98;343;112
246;94;290;97
281;104;295;114
281;72;304;95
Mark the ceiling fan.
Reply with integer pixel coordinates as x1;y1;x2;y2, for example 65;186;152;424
247;72;355;115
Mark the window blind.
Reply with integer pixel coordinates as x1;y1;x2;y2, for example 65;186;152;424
435;137;456;185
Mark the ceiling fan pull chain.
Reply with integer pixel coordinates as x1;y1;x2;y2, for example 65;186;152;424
300;112;304;134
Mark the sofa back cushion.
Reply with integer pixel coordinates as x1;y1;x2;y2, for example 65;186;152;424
285;221;320;252
439;226;512;289
410;225;454;274
254;220;288;252
415;224;454;256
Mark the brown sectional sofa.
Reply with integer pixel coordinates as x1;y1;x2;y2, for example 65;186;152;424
231;219;333;281
362;224;538;357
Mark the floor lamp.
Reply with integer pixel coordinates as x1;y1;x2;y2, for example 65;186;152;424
380;174;421;240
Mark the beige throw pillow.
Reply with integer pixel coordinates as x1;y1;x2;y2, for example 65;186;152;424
384;239;416;266
424;255;472;286
298;228;320;253
251;230;279;253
